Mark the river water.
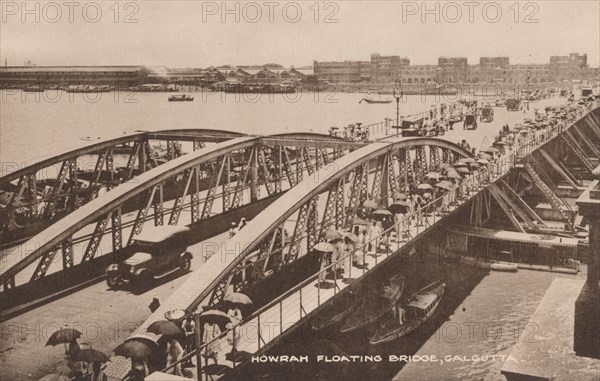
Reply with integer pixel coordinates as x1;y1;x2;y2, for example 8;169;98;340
0;89;580;381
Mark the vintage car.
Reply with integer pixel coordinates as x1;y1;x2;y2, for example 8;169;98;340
463;113;478;130
401;127;422;137
106;225;192;290
506;99;521;111
480;107;494;122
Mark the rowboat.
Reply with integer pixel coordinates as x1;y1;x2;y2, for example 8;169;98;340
370;281;445;345
340;275;404;334
311;290;359;331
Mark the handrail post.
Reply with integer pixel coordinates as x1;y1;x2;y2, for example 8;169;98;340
257;314;262;350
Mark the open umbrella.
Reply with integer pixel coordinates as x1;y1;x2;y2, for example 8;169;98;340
453;162;468;168
114;335;160;360
435;180;455;190
198;309;232;328
476;158;490;165
455;166;470;174
480;146;499;153
147;320;183;337
446;170;461;179
388;201;410;214
73;348;111;363
362;199;378;209
313;242;335;252
342;232;360;243
417;183;433;191
457;158;475;164
224;292;253;305
371;209;393;218
352;217;368;226
392;192;408;201
324;229;343;242
478;153;492;160
39;375;70;381
46;328;82;346
425;172;440;181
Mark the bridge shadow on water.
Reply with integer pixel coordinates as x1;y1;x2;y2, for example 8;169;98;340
231;254;489;381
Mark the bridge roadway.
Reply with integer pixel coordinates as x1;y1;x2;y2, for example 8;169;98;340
0;97;571;380
104;99;592;379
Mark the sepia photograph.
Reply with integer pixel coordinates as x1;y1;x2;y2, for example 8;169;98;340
0;1;599;380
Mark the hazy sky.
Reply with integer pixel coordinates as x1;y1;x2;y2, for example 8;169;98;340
1;0;599;67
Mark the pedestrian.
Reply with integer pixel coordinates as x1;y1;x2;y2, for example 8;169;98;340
166;338;184;375
226;306;242;354
342;236;354;281
148;296;160;313
235;217;247;234
89;361;107;381
203;322;221;365
67;339;81;359
228;222;237;238
182;316;195;366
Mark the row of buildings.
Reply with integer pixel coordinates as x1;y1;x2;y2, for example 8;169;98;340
0;65;310;86
314;53;598;84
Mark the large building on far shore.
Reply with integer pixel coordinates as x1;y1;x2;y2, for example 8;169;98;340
0;66;148;84
314;53;598;84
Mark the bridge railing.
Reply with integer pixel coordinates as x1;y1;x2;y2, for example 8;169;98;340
152;101;599;380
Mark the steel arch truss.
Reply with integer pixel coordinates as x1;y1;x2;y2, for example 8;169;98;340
0;136;361;292
190;138;472;310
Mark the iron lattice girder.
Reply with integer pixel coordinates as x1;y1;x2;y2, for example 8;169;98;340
570;124;600;158
62;237;74;270
82;212;112;262
128;186;159;245
202;155;226;220
31;248;58;282
153;184;165;226
371;156;385;203
561;131;594;171
168;168;194;225
287;200;310;263
125;142;141;179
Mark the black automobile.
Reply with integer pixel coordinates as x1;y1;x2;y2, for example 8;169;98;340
106;226;192;290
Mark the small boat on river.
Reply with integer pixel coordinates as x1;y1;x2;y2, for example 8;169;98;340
360;95;393;104
340;275;404;333
370;281;445;345
168;94;194;102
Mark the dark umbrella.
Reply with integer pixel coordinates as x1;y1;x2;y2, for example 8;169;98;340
73;348;111;363
147;320;183;337
114;335;159;360
371;209;393;218
224;292;253;305
39;375;70;381
324;229;343;242
46;328;82;346
198;309;232;329
389;201;410;214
